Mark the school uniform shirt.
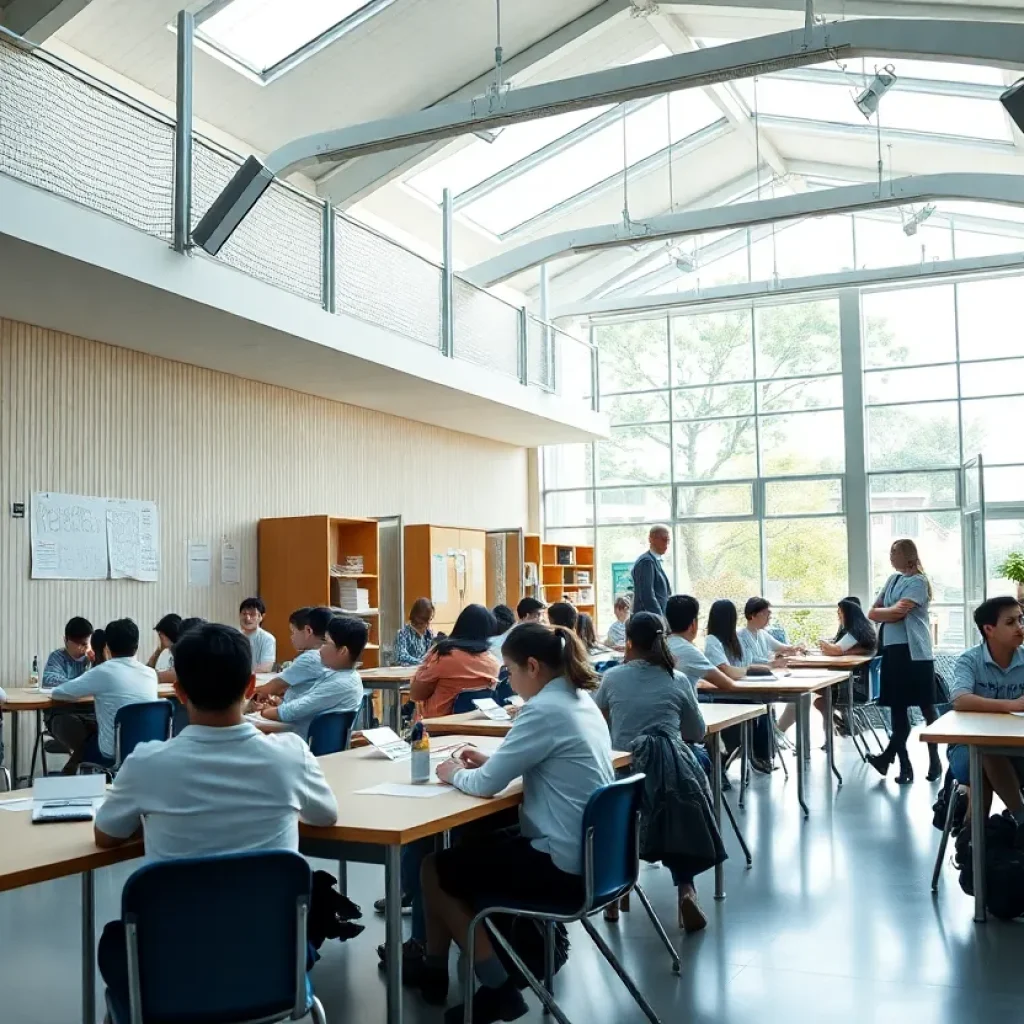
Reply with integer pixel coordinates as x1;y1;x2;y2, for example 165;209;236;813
50;657;158;759
277;668;363;739
738;627;784;665
488;630;511;657
704;634;751;671
393;624;436;666
594;661;705;749
278;648;328;698
876;573;933;661
606;620;627;647
950;642;1024;703
155;648;173;672
451;677;614;875
666;634;715;687
412;647;500;718
245;627;277;669
94;723;338;861
836;633;860;653
42;648;90;688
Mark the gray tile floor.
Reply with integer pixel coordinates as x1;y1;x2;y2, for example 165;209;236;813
3;734;1023;1024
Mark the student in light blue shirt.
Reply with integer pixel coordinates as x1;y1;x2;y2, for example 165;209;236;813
254;606;332;706
261;615;366;740
50;618;158;771
604;595;631;650
416;624;612;1023
239;597;276;672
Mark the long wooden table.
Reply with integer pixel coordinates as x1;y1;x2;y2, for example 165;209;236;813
0;734;630;1024
699;670;850;818
920;711;1024;923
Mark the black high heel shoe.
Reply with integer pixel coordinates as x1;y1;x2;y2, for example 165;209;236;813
895;762;914;785
926;748;943;782
866;751;893;777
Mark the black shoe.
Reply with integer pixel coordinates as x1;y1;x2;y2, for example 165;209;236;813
373;894;413;916
376;937;425;979
43;739;70;754
894;762;914;785
926;754;943;782
866;752;892;778
403;957;448;1005
444;980;528;1024
721;774;732;792
750;756;776;775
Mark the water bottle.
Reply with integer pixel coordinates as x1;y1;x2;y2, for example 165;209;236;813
410;721;431;784
29;655;39;689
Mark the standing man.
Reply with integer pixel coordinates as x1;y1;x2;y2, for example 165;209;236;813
631;525;671;617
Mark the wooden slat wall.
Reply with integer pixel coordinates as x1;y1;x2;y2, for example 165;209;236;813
0;318;529;687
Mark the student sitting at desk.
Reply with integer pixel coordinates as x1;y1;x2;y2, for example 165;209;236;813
41;616;96;759
948;596;1024;819
146;613;181;684
818;597;877;658
50;618;158;774
419;623;613;1023
516;596;546;624
488;604;516;656
605;594;631;650
254;606;332;705
394;597;436;666
546;600;578;630
260;615;366;739
410;604;499;718
663;595;740;694
595;611;711;931
93;623;338;1002
739;597;803;665
576;612;611;656
239;596;276;672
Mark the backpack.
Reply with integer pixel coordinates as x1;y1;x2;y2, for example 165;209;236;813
955;814;1024;921
488;915;570;989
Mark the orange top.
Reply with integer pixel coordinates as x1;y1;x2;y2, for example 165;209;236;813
410;648;500;718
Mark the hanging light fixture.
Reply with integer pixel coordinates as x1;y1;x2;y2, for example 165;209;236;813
854;64;898;118
902;203;936;236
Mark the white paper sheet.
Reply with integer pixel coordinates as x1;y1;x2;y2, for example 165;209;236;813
31;492;109;580
355;783;447;798
471;547;485;591
187;540;211;588
221;541;241;585
0;798;34;812
106;499;160;582
430;552;448;605
473;697;509;721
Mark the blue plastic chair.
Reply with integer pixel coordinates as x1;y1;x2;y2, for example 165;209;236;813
452;687;498;715
460;774;668;1024
168;696;190;737
103;850;326;1024
79;700;173;777
307;709;357;756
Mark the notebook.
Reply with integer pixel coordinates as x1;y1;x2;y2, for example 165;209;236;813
31;775;106;825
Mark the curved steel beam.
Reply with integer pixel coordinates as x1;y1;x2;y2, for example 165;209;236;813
464;173;1024;286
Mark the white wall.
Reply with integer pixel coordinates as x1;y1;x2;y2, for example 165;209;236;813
0;317;529;683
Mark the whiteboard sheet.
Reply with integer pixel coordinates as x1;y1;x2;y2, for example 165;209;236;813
431;553;449;605
106;499;160;582
31;493;109;580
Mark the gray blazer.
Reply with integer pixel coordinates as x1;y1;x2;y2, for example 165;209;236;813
631;550;670;616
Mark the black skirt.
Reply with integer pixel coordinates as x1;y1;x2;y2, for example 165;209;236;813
878;642;936;708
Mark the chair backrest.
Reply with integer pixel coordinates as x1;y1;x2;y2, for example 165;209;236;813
580;774;645;910
452;687;498;715
307;709;357;756
114;700;173;765
868;656;883;701
120;850;311;1024
169;697;190;737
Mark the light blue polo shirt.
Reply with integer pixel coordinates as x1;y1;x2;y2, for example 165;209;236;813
876;573;933;661
950;642;1024;703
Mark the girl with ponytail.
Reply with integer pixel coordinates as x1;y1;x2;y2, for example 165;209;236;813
419;623;613;1021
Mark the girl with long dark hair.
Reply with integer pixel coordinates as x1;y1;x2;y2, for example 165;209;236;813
819;597;877;657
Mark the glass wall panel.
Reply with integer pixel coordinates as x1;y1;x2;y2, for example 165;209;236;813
604;390;671;425
869;472;959;510
673;417;757;480
673;521;762;607
963;396;1024;464
676;482;754;519
595;486;672;525
959;358;1024;398
764;518;848;604
957;278;1024;361
759;409;846;476
754;300;841;378
671;309;753;386
765;478;844;516
866;403;960;470
543;443;592;490
672;383;755;419
864;365;959;405
595;318;669;393
869;511;962;604
544;490;594;528
597;425;671;485
862;285;957;368
759;375;843;413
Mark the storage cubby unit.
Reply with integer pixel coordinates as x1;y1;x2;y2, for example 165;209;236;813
258;515;381;669
540;543;595;612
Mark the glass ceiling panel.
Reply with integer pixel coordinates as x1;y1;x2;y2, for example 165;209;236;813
733;76;1011;141
198;0;379;73
460;90;724;235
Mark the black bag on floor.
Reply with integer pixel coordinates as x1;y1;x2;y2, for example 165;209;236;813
487;915;570;990
955;814;1024;920
308;870;364;950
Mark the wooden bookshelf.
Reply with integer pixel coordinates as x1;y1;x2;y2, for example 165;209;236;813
539;542;595;611
258;515;381;669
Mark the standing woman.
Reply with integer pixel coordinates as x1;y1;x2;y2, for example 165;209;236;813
867;539;941;784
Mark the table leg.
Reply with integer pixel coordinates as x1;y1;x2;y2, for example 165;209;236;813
10;709;20;789
385;689;401;733
738;720;748;810
385;845;404;1023
800;695;812;765
796;696;810;819
711;733;725;900
969;745;986;924
825;684;842;788
82;870;95;1024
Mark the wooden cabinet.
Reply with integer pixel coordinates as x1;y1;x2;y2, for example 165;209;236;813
404;524;487;635
258;515;380;669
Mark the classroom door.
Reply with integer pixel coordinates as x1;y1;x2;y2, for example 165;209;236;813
486;528;525;609
375;515;403;666
962;455;986;637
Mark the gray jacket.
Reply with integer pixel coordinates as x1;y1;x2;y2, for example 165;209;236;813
631;550;670;616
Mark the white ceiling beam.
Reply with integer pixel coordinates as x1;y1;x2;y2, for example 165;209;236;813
317;0;636;208
658;0;1024;23
1;0;91;42
465;172;1024;285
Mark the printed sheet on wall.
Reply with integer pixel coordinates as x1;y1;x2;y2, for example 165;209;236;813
31;492;160;582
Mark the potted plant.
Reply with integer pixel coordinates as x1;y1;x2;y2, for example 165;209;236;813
996;552;1024;602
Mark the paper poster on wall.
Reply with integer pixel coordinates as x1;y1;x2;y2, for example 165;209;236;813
106;499;160;582
221;541;241;585
430;552;448;605
31;493;109;580
610;562;634;598
471;548;485;593
187;540;211;588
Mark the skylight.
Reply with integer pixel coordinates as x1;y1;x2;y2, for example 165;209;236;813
196;0;387;75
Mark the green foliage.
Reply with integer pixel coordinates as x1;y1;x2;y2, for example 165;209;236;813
997;552;1024;585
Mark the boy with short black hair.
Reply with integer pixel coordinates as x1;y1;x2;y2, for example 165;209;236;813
515;597;545;623
546;601;578;630
261;615;367;739
239;596;276;672
41;616;97;758
254;606;332;703
50;618;157;773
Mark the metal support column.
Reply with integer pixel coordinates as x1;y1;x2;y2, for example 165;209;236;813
172;10;194;254
518;307;529;385
839;288;870;603
539;262;554;387
441;188;455;357
321;201;336;313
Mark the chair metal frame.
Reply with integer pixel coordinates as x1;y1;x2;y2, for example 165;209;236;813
932;782;966;893
460;776;671;1024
